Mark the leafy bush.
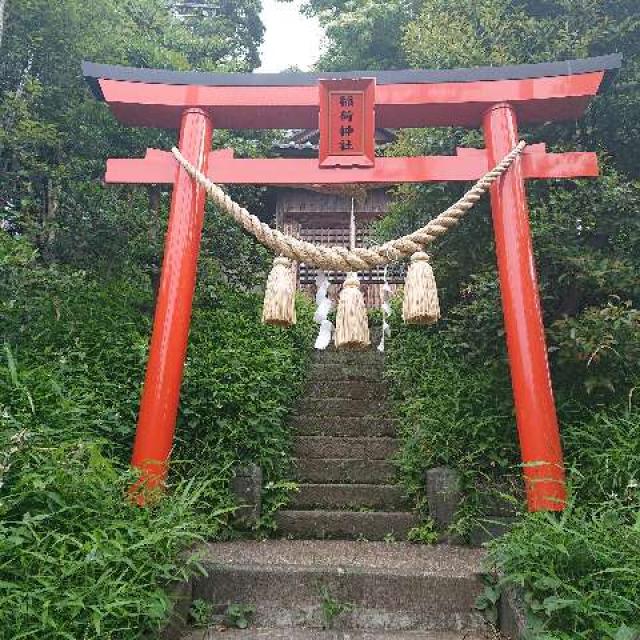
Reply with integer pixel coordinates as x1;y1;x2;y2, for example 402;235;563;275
175;287;315;524
384;305;518;508
549;300;640;402
490;501;640;639
0;233;315;636
486;407;640;638
386;293;640;635
0;433;223;639
1;239;151;460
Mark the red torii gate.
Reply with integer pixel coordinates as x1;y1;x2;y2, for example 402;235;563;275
83;54;621;512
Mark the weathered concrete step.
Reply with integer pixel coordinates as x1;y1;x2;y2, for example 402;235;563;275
306;380;389;401
293;458;396;484
312;350;385;365
310;363;384;382
293;436;399;460
290;415;396;437
191;541;486;630
291;484;408;510
186;628;491;639
297;397;390;417
275;510;419;540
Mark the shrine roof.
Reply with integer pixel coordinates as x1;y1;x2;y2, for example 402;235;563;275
81;55;621;130
274;128;396;158
83;55;620;99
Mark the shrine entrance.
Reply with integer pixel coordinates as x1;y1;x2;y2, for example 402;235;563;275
272;128;403;307
83;54;621;512
276;187;401;308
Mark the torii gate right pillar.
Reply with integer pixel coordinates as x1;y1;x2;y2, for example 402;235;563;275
483;103;566;510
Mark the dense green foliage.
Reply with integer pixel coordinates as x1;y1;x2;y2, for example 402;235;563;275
0;234;314;638
490;507;640;640
303;0;640;636
486;407;640;639
386;320;640;637
0;0;265;271
298;0;420;69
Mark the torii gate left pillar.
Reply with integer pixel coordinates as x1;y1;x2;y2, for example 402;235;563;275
130;108;212;496
83;54;621;509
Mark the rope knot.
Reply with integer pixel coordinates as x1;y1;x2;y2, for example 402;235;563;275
410;251;431;263
343;273;360;288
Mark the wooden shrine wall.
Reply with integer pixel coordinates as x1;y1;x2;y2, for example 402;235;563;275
275;188;404;308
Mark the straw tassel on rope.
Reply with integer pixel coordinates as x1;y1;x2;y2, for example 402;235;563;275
262;256;296;326
402;251;440;325
335;272;370;349
335;197;370;349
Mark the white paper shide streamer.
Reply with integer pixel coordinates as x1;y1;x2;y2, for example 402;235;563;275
378;266;392;353
314;270;333;350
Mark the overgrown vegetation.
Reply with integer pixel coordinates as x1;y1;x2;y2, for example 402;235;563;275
0;234;314;638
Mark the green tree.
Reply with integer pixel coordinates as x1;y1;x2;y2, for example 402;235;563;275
406;1;638;400
0;0;264;269
297;0;420;69
315;7;639;632
172;0;264;70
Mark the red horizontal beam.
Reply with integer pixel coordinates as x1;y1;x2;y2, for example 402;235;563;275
105;146;598;186
100;72;605;129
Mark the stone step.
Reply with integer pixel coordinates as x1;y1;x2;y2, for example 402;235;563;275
275;510;419;540
291;484;408;510
290;415;396;438
306;380;389;401
293;436;399;460
185;628;491;639
293;458;396;484
297;397;390;417
309;363;384;382
190;540;486;631
312;350;385;365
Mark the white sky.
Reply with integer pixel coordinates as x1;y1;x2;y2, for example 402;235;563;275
258;0;324;72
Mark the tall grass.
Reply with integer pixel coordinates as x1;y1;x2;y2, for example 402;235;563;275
0;434;225;638
490;499;640;639
488;407;640;639
384;314;520;517
0;234;314;637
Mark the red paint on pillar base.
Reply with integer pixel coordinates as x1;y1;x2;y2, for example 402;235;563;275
483;103;567;512
130;108;213;503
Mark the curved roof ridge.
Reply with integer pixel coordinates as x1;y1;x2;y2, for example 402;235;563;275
83;54;622;100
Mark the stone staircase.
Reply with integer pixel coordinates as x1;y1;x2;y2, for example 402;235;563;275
275;348;419;540
185;540;489;638
176;349;493;639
